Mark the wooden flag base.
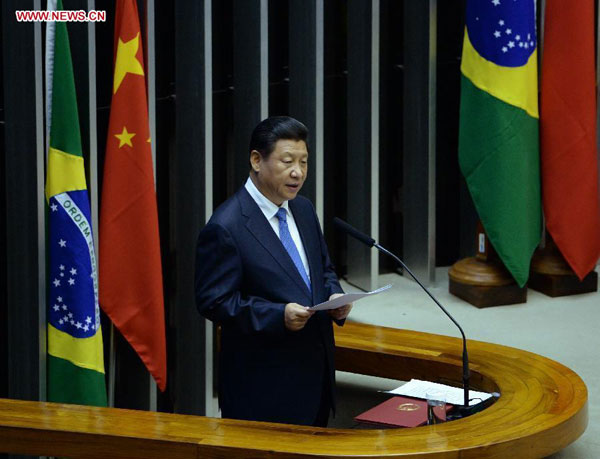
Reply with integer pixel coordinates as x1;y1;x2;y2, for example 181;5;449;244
448;222;527;308
449;257;527;308
529;236;598;297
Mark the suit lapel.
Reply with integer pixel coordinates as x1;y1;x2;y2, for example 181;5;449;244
237;188;312;299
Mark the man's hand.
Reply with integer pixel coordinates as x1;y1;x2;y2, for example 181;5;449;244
327;293;353;321
284;303;314;331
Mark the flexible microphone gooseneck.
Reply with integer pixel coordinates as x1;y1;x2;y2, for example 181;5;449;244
334;217;471;409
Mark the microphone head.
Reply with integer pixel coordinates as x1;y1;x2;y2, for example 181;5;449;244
333;217;376;247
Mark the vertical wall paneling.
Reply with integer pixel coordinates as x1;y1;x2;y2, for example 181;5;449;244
146;0;158;412
260;0;268;120
289;0;325;220
3;0;42;404
370;0;380;285
322;0;348;276
86;2;105;409
203;0;217;418
233;0;268;190
315;0;324;223
173;0;207;416
35;0;47;403
403;0;437;285
88;0;99;277
427;1;437;280
0;0;6;403
346;0;378;291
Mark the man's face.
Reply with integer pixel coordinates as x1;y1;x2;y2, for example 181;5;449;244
251;139;308;206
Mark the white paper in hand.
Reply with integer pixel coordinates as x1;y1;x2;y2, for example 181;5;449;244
309;284;392;311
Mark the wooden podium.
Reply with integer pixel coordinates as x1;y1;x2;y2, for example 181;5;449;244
0;322;588;458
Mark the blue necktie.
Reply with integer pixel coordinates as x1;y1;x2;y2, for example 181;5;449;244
276;208;311;291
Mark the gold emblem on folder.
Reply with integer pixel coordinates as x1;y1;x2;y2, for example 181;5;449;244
396;403;420;411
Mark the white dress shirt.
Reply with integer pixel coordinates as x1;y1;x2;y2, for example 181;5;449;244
245;177;311;281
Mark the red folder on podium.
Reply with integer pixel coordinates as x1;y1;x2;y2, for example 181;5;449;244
354;396;451;428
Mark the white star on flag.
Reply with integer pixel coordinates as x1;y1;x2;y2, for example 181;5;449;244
499;20;505;26
68;278;75;286
62;305;67;310
57;296;63;302
59;265;65;271
70;320;75;325
50;203;58;212
70;268;77;276
502;46;508;52
494;30;501;38
86;316;92;324
59;319;64;324
68;312;73;318
505;28;512;35
58;239;66;247
508;41;515;48
83;325;89;332
76;322;82;329
53;279;60;287
516;35;521;40
492;0;500;6
63;315;68;321
60;273;64;277
53;305;60;311
524;43;529;49
519;42;523;47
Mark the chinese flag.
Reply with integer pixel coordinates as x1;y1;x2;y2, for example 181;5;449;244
540;0;600;280
100;0;166;391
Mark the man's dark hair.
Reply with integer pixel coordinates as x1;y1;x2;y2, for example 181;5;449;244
249;116;309;161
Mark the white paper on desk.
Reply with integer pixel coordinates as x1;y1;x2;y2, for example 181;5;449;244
387;379;493;406
309;284;392;311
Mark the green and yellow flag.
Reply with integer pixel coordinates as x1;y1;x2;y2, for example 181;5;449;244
45;0;106;406
459;0;541;287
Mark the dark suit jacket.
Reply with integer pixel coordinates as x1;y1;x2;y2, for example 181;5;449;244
195;186;343;425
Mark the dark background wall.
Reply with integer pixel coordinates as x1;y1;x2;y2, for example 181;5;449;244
0;0;473;419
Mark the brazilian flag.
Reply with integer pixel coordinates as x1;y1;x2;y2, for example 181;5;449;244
459;0;542;287
45;0;107;406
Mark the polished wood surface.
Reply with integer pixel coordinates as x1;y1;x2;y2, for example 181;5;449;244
0;322;588;458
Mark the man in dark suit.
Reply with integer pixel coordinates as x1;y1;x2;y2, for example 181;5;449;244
195;116;351;427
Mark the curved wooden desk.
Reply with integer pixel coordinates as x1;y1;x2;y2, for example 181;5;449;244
0;322;588;458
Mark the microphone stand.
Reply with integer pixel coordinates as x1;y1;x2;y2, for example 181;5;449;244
333;217;478;413
373;243;470;408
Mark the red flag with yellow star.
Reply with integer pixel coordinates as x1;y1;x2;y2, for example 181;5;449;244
99;0;166;391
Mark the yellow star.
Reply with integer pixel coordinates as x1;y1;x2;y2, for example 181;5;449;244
113;32;144;94
115;126;136;148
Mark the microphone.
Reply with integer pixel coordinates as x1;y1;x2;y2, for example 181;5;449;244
334;217;474;411
333;217;376;247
